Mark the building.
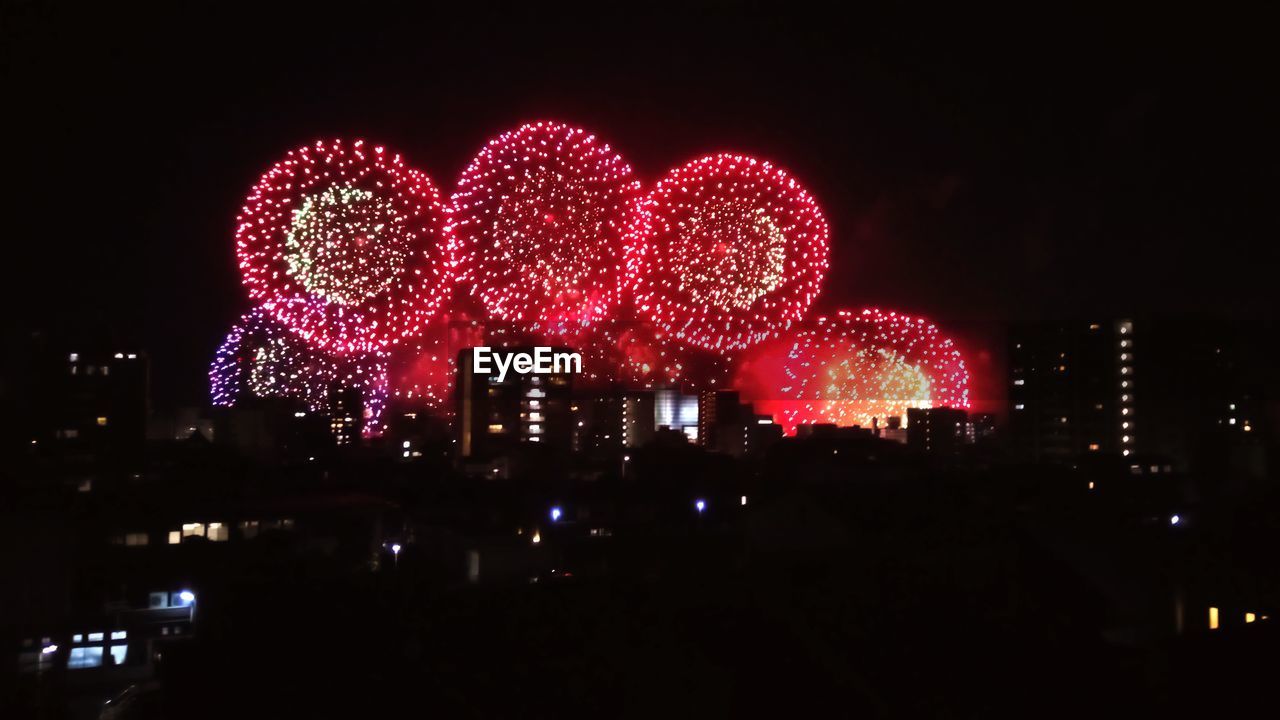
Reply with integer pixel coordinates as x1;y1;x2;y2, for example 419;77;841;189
22;346;151;467
654;387;699;441
1008;317;1263;473
697;389;782;457
1009;319;1136;461
571;390;655;453
455;347;574;460
328;387;365;446
906;407;968;456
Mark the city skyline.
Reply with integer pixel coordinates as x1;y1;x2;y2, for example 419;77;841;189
6;7;1275;414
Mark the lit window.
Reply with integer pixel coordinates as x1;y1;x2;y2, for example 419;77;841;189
68;647;103;669
96;417;108;426
168;531;181;545
1013;379;1025;386
87;632;104;642
109;645;127;665
1088;443;1100;451
1209;606;1219;630
1246;612;1256;624
125;533;148;547
488;424;504;433
182;523;205;538
207;523;229;542
111;631;127;640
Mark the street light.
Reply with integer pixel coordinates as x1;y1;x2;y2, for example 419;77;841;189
390;543;402;569
695;499;706;513
550;506;562;522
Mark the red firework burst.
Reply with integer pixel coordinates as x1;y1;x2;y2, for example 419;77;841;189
632;153;829;353
447;121;643;339
733;308;970;435
235;139;451;355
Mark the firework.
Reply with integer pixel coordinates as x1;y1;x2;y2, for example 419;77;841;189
448;121;643;339
210;307;389;434
733;308;969;434
235;139;450;355
632;153;829;353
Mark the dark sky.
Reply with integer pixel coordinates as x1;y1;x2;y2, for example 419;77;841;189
4;3;1275;410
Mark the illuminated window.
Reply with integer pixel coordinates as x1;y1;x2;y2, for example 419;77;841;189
1088;443;1100;451
124;532;148;547
1209;606;1219;630
182;523;205;538
109;645;127;665
488;424;504;433
207;523;229;542
168;531;181;545
96;416;108;426
68;647;103;669
1246;613;1257;624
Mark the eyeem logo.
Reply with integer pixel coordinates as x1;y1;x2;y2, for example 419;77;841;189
473;347;582;383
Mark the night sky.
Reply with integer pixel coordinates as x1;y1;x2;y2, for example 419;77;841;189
5;4;1275;411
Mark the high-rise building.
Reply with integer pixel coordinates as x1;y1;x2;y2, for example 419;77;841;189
1009;319;1135;461
906;407;968;456
455;347;574;460
1008;317;1262;471
571;390;655;453
328;387;364;446
654;387;699;442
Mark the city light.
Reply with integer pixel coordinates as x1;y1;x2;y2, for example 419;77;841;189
550;507;562;522
1170;515;1180;526
178;590;196;605
695;499;706;513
